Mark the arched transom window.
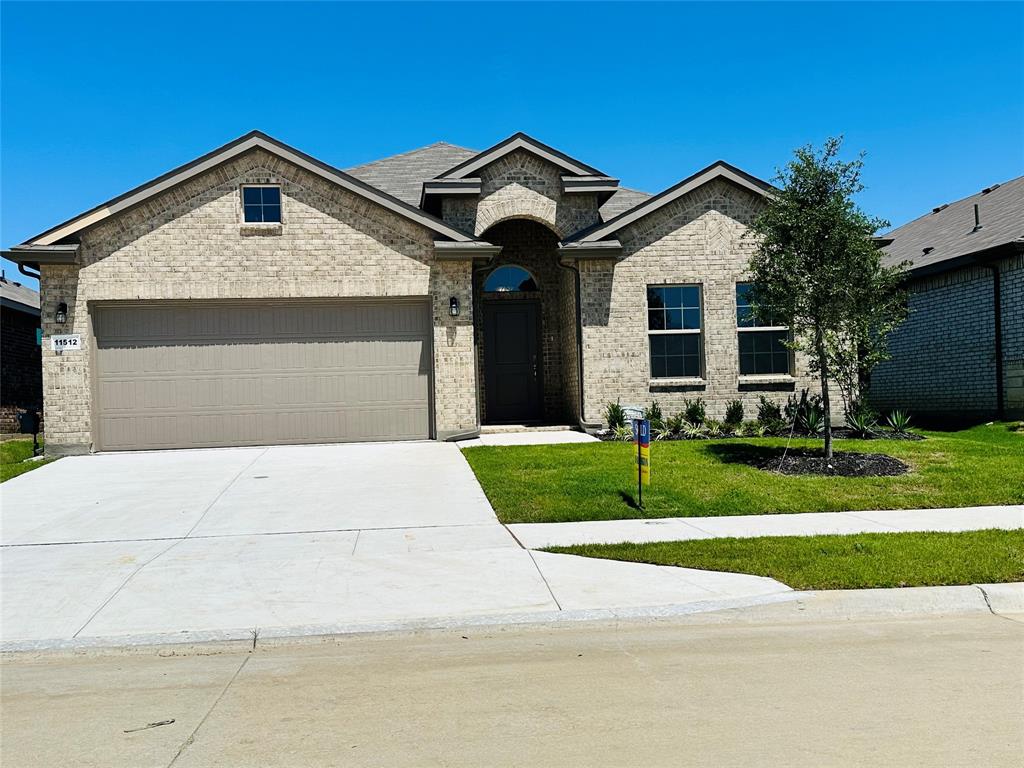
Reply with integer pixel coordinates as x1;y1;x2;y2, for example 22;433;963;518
483;265;538;293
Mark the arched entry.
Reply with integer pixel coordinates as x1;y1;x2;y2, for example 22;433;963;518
475;219;578;424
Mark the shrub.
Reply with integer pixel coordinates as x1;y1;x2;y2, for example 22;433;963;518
682;420;709;439
724;400;744;427
683;397;706;425
786;390;825;435
605;400;626;430
665;412;687;436
757;396;782;424
886;409;912;434
644;400;664;429
801;407;825;435
846;410;878;439
705;419;724;438
612;424;634;441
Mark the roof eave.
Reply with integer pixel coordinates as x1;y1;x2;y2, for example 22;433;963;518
2;244;79;269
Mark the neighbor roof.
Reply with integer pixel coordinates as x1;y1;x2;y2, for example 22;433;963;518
0;276;40;316
881;175;1024;275
16;131;478;248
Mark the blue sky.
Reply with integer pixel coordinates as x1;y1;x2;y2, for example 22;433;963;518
3;1;1022;288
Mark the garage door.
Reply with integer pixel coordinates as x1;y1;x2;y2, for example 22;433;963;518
93;300;432;451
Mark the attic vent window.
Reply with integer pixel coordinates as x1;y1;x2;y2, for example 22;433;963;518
242;185;282;223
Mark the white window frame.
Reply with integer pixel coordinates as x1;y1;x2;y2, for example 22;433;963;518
240;184;283;225
647;283;704;380
736;282;792;377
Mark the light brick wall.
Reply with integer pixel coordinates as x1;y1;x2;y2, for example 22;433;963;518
872;253;1023;419
39;149;477;453
579;179;820;425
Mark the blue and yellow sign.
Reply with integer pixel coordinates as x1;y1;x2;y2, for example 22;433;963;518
633;418;650;486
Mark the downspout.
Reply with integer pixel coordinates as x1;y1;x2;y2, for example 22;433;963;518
18;263;41;280
557;258;599;433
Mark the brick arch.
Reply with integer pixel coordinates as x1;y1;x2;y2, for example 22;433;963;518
473;184;564;239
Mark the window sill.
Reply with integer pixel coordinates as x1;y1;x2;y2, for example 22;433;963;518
649;377;706;388
240;222;283;237
738;374;795;385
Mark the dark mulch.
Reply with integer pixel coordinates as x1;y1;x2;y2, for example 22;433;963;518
596;428;923;443
756;450;910;477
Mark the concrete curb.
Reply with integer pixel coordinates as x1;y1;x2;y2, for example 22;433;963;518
3;583;1021;656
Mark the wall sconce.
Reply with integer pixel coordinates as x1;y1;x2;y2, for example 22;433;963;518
449;297;460;317
55;302;68;325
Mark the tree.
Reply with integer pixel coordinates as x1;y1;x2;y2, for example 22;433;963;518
747;137;908;459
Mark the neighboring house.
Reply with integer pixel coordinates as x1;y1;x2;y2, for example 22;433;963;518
4;131;821;455
873;177;1023;422
0;274;42;434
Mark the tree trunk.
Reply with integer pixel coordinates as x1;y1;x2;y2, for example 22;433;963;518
815;326;833;460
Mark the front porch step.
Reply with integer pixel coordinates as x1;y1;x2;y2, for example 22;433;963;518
480;424;578;434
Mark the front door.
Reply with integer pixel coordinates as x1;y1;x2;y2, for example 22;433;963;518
483;302;542;423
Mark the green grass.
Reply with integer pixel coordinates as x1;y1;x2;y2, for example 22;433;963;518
545;529;1024;590
1;439;55;482
463;423;1024;523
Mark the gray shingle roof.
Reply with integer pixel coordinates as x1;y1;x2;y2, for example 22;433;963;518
881;175;1024;273
0;275;40;314
346;141;652;227
346;142;478;206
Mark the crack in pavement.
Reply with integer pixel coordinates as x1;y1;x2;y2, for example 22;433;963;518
166;654;251;767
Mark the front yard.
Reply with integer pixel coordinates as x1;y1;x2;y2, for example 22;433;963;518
463;423;1024;524
1;439;54;483
545;529;1024;590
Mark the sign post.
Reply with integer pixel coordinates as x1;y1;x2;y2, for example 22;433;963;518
633;418;650;508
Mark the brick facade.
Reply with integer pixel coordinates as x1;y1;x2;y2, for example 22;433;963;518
872;253;1024;420
1;303;42;433
579;179;820;424
39;149;477;453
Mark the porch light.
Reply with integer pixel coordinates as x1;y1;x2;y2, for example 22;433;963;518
449;297;460;317
55;302;68;325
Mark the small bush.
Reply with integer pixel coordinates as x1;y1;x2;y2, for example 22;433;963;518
724;400;744;427
612;424;634;441
605;400;626;430
705;419;724;438
886;410;912;434
665;412;687;436
682;420;709;439
644;400;664;429
786;390;825;435
757;396;782;424
846;410;878;439
684;397;706;425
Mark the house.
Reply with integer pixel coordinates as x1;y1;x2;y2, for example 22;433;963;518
872;176;1023;422
0;273;42;434
4;131;822;455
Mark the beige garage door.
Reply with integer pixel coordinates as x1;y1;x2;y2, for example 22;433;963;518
93;300;432;451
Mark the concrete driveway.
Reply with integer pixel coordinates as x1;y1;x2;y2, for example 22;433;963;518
1;442;789;649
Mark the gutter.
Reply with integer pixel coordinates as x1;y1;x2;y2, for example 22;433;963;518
979;260;1005;419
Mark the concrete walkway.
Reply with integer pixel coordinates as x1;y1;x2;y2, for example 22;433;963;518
456;429;598;447
0;441;787;651
509;505;1024;549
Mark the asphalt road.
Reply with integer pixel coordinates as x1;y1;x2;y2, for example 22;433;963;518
2;613;1022;767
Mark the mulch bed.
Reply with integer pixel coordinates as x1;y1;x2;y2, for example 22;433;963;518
756;450;910;477
596;429;922;443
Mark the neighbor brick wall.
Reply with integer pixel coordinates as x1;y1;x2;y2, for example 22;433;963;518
872;253;1023;419
579;178;821;425
1;305;42;433
39;149;478;453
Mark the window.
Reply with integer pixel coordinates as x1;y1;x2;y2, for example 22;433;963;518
736;283;790;375
647;285;702;378
484;265;538;292
242;185;282;223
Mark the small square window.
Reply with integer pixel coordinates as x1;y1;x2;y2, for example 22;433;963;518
242;185;282;223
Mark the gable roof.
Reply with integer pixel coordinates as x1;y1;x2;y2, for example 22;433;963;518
436;132;606;179
20;131;477;247
567;160;775;243
881;175;1024;275
0;275;40;316
346;142;478;206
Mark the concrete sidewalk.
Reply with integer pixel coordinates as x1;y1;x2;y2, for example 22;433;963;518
509;504;1024;549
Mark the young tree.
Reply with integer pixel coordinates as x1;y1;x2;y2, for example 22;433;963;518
747;137;908;459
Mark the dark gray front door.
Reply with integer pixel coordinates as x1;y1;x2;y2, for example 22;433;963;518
483;301;542;423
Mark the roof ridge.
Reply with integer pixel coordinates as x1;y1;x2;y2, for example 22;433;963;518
885;174;1024;235
346;141;478;172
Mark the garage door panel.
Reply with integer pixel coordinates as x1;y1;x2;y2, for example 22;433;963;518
94;301;432;451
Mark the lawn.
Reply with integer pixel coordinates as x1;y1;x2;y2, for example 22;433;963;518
544;529;1024;590
462;423;1024;523
1;439;55;482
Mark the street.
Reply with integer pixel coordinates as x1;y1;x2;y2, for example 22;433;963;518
2;613;1021;767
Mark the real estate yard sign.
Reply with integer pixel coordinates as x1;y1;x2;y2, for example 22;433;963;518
633;419;650;507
